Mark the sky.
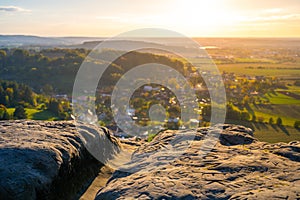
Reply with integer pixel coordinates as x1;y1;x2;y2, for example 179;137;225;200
0;0;300;37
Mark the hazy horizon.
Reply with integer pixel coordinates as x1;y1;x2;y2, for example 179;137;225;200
2;34;300;39
1;0;300;38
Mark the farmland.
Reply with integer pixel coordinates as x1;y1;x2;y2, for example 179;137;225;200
206;45;300;143
1;38;300;143
218;63;300;78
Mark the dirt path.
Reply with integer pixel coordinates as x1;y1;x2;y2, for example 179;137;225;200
79;166;114;200
79;139;142;199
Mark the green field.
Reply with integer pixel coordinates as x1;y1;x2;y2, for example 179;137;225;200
217;63;300;78
251;92;299;126
253;124;300;143
265;92;300;105
227;120;300;143
234;92;300;127
250;109;297;127
282;85;300;96
7;108;58;121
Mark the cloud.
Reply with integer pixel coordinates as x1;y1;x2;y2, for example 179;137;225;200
96;16;121;21
96;14;163;25
0;6;30;12
246;14;300;22
263;8;284;14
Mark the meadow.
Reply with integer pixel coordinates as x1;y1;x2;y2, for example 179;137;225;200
7;108;59;121
228;120;300;143
217;61;300;143
218;63;300;78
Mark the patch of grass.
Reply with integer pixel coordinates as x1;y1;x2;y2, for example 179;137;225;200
147;133;157;142
253;111;296;127
253;124;300;143
7;108;15;116
285;85;300;95
7;108;58;120
24;108;40;119
217;63;300;78
234;57;275;63
233;103;299;127
266;92;300;105
225;120;300;143
30;109;58;120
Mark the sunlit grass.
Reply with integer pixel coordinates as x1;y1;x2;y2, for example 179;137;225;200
266;92;300;105
253;124;300;143
226;120;300;143
217;63;300;77
251;109;296;127
7;108;15;116
7;108;58;120
285;85;300;95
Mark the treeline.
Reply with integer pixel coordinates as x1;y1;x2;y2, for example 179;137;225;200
0;48;195;121
202;103;300;129
0;80;71;120
0;80;35;107
0;48;89;94
0;48;197;95
202;104;251;122
99;50;189;86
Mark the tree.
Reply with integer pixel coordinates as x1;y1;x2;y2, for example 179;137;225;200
13;105;27;119
240;111;250;121
0;50;6;67
167;105;180;118
226;104;241;120
0;104;10;120
0;85;5;105
294;80;300;87
22;86;35;106
276;117;282;126
48;98;63;115
0;50;6;59
5;87;14;107
269;117;274;125
42;84;54;96
11;49;29;65
294;121;300;129
2;110;10;120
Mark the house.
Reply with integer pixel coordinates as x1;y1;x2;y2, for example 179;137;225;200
143;86;153;91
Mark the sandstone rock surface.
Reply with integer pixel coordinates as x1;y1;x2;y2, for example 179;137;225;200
0;120;120;200
96;124;300;200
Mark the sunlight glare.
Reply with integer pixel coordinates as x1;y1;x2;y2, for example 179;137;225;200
165;0;236;35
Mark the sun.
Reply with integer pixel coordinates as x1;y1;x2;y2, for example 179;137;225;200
160;0;235;35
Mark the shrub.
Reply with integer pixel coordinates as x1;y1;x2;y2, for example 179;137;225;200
251;114;256;122
13;105;27;119
147;133;157;142
294;121;300;129
269;117;274;125
276;117;283;126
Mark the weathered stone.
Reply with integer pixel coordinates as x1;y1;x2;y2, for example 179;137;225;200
96;124;300;200
0;120;120;200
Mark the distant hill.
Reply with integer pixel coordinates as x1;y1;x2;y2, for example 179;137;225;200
0;35;104;48
0;35;67;47
1;34;300;49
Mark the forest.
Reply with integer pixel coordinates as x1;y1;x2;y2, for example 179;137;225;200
0;46;299;143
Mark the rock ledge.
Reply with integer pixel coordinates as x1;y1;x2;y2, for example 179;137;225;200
96;124;300;200
0;120;120;200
